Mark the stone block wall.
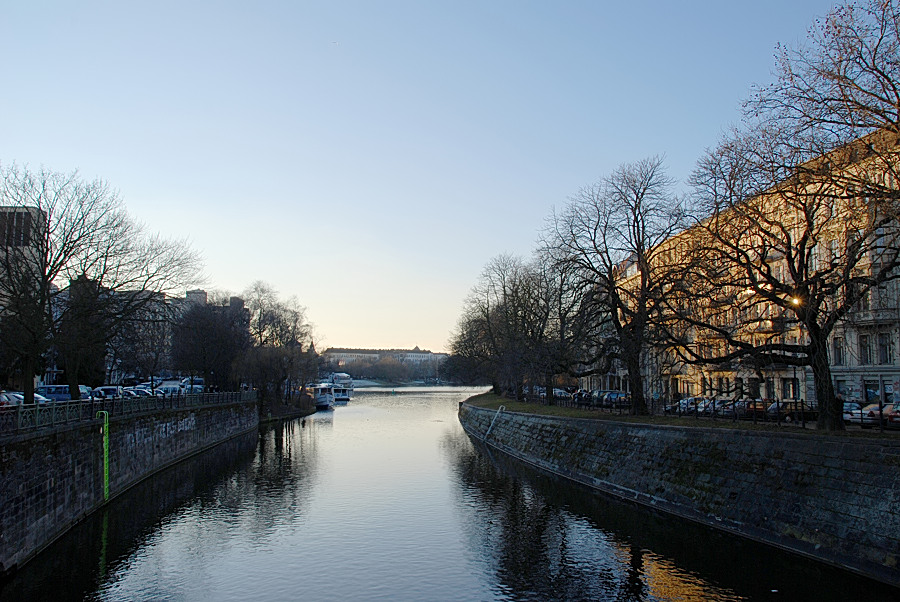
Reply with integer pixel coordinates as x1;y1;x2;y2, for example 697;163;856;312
0;400;258;573
459;403;900;587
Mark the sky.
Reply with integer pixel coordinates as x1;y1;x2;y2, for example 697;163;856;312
0;1;839;353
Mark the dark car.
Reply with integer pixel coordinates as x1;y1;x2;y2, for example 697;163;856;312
767;400;818;422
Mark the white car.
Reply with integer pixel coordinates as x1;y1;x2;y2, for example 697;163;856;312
0;391;50;405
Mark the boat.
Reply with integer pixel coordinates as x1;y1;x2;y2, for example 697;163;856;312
309;383;335;411
330;372;353;405
332;385;351;405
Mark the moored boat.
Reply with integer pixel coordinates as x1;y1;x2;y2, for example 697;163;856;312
329;372;353;405
309;383;335;411
332;386;351;405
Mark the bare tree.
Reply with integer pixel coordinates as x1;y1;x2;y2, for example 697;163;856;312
751;0;900;144
450;255;553;398
238;282;316;404
172;297;250;391
669;1;900;431
548;157;687;414
244;281;282;347
676;129;900;430
112;297;175;389
0;165;202;401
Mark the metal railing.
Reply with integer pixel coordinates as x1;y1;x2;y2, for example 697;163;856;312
0;391;257;435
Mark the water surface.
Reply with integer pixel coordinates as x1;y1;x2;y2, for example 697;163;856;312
2;387;895;601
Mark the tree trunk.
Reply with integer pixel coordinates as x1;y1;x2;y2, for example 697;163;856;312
624;351;648;415
545;373;554;407
22;354;35;403
66;353;83;400
810;331;843;431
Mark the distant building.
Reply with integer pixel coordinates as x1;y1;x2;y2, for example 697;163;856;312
324;346;447;367
0;205;46;292
185;289;208;306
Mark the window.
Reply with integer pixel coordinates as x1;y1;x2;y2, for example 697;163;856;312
835;380;848;396
878;333;894;365
827;239;839;266
860;289;871;311
859;334;872;365
0;210;33;247
748;378;761;398
832;337;844;366
782;378;799;399
717;377;729;397
874;283;895;310
872;227;888;262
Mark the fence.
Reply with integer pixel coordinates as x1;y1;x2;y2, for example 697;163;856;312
0;391;258;435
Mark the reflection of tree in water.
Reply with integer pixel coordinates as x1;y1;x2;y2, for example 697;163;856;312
0;417;327;602
442;430;637;600
0;431;258;602
198;417;321;547
442;430;896;601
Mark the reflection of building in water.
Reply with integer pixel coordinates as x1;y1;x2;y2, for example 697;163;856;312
640;551;736;601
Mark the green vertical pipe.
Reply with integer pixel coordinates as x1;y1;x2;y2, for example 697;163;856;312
99;510;109;578
96;410;109;501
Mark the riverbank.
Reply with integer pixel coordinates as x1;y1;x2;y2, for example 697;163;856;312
1;396;258;576
259;396;316;423
458;398;900;588
467;392;899;437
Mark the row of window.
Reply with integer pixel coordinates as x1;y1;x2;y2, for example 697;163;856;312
832;332;895;366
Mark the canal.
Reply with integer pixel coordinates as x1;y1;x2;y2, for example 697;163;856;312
1;387;896;601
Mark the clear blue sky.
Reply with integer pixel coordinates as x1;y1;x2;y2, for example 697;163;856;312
1;1;837;352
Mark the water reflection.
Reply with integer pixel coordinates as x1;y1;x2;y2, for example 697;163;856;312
2;390;896;601
0;429;258;601
449;433;898;601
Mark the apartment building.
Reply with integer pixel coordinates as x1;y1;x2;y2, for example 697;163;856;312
587;132;900;408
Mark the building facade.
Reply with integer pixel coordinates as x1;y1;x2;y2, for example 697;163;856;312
583;133;900;408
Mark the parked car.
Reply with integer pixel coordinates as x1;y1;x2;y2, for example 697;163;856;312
702;399;733;417
0;391;50;404
858;403;899;429
35;384;94;401
591;390;614;405
842;402;864;424
125;387;153;397
766;400;819;422
602;391;630;408
93;385;123;399
154;384;183;397
180;377;205;393
714;401;741;418
740;399;774;420
698;398;726;416
36;384;72;401
665;397;703;415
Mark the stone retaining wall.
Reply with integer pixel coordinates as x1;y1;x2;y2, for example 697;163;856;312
0;399;258;573
459;403;900;587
